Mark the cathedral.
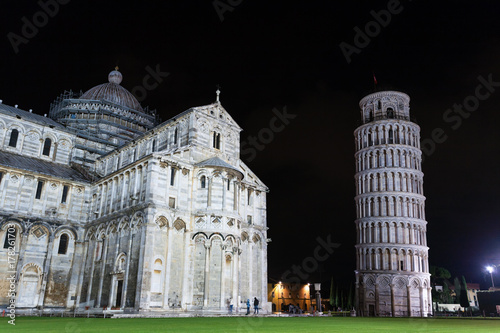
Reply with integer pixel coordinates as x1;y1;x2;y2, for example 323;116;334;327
354;91;431;317
0;69;269;314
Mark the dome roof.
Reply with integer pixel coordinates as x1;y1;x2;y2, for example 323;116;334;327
196;157;244;179
80;68;143;112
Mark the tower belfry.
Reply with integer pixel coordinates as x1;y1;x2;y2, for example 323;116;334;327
353;91;431;317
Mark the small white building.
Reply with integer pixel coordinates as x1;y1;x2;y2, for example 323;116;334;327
0;69;269;313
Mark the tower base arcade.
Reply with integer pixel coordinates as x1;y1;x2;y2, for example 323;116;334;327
355;272;432;317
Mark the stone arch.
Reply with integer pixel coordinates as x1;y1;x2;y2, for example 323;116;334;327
86;226;97;240
131;213;144;229
225;235;236;247
115;252;127;272
29;221;53;235
364;275;376;289
54;226;77;240
252;233;262;244
377;275;391;290
192;232;208;242
1;220;23;250
155;215;169;229
118;217;130;232
7;122;26;135
1;219;25;233
107;221;118;235
173;218;186;231
393;276;407;290
96;224;106;240
209;233;224;244
29;224;50;243
58;138;71;149
26;128;42;141
42;132;57;144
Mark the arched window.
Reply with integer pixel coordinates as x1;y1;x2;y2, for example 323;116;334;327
35;180;44;200
387;107;395;118
3;226;16;249
174;128;178;145
58;234;69;254
61;185;69;204
152;139;156;152
42;138;52;156
170;168;176;186
200;176;206;188
8;129;19;147
213;132;221;149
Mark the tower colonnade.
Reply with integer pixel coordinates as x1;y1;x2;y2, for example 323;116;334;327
354;91;431;317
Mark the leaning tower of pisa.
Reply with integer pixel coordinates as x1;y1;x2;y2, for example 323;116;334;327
353;91;431;317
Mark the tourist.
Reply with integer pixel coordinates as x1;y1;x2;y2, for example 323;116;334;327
254;297;259;314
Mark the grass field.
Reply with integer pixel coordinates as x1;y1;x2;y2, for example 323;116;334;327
2;316;500;333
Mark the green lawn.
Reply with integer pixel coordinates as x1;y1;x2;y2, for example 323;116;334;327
2;316;500;333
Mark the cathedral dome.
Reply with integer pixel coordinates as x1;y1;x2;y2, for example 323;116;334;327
80;68;143;112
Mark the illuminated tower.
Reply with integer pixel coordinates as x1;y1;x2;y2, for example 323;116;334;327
353;91;431;317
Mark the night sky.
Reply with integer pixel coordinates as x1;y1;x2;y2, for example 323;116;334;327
2;0;500;290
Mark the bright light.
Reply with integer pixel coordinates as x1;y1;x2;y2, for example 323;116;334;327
487;266;494;273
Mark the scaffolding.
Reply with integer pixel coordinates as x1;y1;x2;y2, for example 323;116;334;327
49;91;160;169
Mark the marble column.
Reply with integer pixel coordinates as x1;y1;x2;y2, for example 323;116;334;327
86;241;97;305
74;240;89;307
37;234;55;308
419;286;424;317
96;237;109;307
390;284;395;317
122;227;133;308
203;242;211;307
220;245;226;309
406;285;412;317
163;227;173;309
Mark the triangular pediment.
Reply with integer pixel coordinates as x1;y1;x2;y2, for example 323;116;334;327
191;103;242;131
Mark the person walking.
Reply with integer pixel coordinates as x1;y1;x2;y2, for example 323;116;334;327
253;297;259;315
246;299;251;315
229;297;233;314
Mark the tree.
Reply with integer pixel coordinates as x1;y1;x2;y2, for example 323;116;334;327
329;277;335;308
454;277;461;303
347;284;353;310
431;266;453;303
441;283;453;303
437;267;451;279
459;276;469;309
335;285;339;309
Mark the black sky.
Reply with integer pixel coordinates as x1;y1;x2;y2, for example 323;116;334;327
2;0;500;289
